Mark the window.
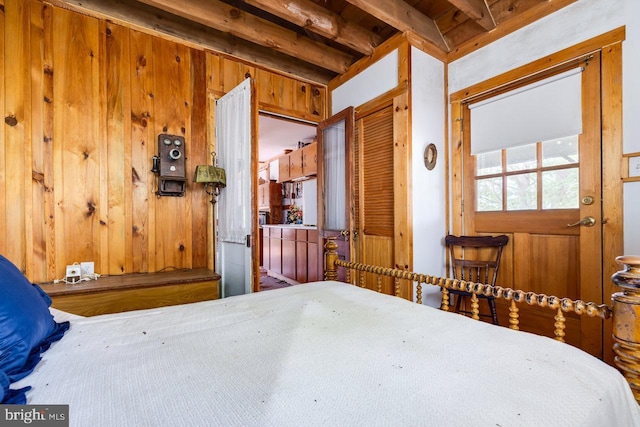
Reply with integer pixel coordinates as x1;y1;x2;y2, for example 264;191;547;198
476;136;579;212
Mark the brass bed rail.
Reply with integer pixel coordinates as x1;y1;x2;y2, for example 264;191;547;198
322;237;640;403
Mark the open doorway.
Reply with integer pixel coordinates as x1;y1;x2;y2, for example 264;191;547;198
258;113;317;291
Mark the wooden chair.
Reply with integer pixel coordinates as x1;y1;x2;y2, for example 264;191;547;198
444;234;509;325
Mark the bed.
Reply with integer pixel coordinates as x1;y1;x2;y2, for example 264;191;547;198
3;251;640;426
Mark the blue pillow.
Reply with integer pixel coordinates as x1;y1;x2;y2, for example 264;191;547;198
0;255;69;404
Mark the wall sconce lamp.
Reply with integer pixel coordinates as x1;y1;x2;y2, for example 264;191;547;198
194;153;226;204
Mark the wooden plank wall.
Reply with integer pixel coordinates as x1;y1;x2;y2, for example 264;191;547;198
0;0;326;282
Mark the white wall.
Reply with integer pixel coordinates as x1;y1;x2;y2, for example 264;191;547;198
331;50;398;115
410;47;446;306
449;0;640;255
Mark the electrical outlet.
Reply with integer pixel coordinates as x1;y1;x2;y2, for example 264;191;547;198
81;261;94;278
65;265;82;283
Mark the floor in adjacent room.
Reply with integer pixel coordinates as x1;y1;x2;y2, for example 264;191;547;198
259;268;292;291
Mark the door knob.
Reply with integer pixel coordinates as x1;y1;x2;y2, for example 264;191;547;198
340;230;350;237
567;216;596;227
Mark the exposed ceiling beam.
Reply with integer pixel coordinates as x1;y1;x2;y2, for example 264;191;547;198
447;0;496;31
135;0;354;73
48;0;335;83
240;0;383;55
342;0;449;52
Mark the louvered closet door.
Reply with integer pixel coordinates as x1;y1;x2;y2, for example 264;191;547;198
355;104;395;294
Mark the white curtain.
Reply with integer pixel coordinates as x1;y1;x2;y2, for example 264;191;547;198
469;67;583;154
216;78;251;244
323;121;345;230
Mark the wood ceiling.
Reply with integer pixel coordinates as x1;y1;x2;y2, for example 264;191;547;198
52;0;576;84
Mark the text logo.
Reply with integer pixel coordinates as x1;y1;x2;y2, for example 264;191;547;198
0;405;68;426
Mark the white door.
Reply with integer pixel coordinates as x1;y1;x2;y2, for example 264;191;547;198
215;78;256;297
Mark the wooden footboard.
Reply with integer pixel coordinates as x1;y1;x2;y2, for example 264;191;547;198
323;238;640;403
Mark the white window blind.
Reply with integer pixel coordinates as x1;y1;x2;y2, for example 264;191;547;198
468;68;583;154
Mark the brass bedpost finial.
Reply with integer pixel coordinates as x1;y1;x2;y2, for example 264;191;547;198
611;255;640;403
324;237;339;281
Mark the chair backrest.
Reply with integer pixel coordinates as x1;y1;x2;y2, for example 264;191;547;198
445;234;509;286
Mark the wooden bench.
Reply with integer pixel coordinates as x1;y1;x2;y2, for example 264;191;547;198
41;269;220;316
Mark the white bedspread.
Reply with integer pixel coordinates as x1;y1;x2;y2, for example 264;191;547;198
17;281;640;426
49;307;84;323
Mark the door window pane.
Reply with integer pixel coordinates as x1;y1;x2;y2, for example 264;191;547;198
477;151;502;176
475;140;579;213
542;169;579;209
507;173;537;210
506;144;536;172
477;177;502;211
542;135;579;167
323;122;346;230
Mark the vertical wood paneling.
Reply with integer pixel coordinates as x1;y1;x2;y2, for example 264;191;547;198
4;0;29;270
190;48;209;267
29;0;45;280
222;57;253;93
206;53;223;96
97;20;108;276
130;30;154;273
211;52;325;121
105;22;131;274
152;37;192;269
310;84;324;117
256;68;275;105
294;81;309;114
1;3;327;280
279;74;294;111
52;7;100;277
42;3;55;281
271;73;284;109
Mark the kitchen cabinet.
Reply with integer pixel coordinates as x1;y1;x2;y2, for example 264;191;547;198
289;149;303;178
262;225;318;284
282;228;296;279
277;143;317;182
258;185;267;208
269;227;282;274
258;181;282;223
278;154;290;183
301;142;317;176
